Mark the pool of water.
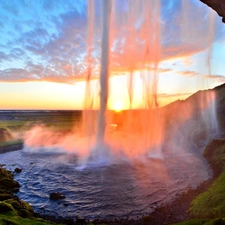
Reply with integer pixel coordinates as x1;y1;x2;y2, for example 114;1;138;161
0;146;210;219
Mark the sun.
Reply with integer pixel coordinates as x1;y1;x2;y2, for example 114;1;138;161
112;101;123;112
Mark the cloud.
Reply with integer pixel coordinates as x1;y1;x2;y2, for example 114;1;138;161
0;51;8;62
177;70;198;77
158;92;193;98
158;68;173;73
0;0;224;84
204;74;225;82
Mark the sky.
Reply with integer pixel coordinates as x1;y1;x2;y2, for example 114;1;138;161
0;0;225;110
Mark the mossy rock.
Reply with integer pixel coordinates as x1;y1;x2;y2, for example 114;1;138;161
0;217;19;225
0;168;13;180
18;209;32;218
0;188;5;194
0;178;20;189
203;139;225;173
0;194;12;201
5;199;33;218
0;202;15;214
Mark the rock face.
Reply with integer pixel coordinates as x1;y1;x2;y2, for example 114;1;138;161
200;0;225;23
0;128;12;142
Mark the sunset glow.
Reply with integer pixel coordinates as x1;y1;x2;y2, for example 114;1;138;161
0;0;224;110
112;101;124;112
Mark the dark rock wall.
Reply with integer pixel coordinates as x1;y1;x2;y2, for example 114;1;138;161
200;0;225;23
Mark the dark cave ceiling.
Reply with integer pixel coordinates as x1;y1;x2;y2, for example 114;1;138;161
200;0;225;23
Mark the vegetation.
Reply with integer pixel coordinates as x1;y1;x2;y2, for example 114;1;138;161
0;139;23;148
0;212;57;225
0;166;62;225
173;218;225;225
189;172;225;218
174;139;225;225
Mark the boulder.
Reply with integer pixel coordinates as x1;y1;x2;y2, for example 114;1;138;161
0;202;15;213
0;168;20;192
49;192;66;200
14;168;22;173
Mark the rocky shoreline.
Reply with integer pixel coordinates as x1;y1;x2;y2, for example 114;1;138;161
0;143;24;154
34;174;215;225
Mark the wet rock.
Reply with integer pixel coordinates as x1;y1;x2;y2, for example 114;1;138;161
14;168;22;173
0;193;12;201
0;177;21;189
0;167;12;178
0;167;21;193
0;202;15;213
76;215;86;224
49;192;66;200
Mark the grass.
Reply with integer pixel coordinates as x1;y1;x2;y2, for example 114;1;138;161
0;212;59;225
189;172;225;218
172;218;225;225
0;117;77;133
188;140;225;219
0;139;23;148
0;120;27;129
173;139;225;225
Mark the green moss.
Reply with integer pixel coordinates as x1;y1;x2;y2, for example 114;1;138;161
0;167;63;225
0;168;13;179
0;140;23;148
190;172;225;218
0;214;60;225
173;140;225;225
203;139;225;172
5;199;33;218
172;218;225;225
0;120;26;129
0;202;15;213
0;217;19;225
172;219;208;225
189;140;225;219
